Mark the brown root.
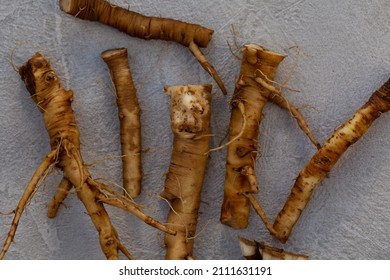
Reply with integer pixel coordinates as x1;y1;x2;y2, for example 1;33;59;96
60;0;213;48
1;150;58;259
273;78;390;243
221;44;321;232
2;52;175;260
47;177;73;218
60;0;226;94
189;42;227;95
161;84;212;260
238;237;308;260
243;193;277;237
255;76;321;149
221;44;285;229
101;48;142;199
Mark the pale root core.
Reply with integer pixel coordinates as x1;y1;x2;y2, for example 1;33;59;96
238;237;308;260
59;0;71;12
164;84;211;135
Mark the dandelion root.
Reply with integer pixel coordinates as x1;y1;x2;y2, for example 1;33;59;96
59;0;227;94
0;52;175;260
160;84;212;260
101;48;142;199
273;77;390;243
221;44;319;229
238;236;308;260
0;150;58;259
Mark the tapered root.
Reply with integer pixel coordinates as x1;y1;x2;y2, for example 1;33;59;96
10;52;176;259
47;177;73;218
95;192;176;236
84;174;175;236
243;193;277;237
60;0;226;95
101;47;142;199
255;76;321;149
189;42;227;95
0;150;58;259
272;78;390;243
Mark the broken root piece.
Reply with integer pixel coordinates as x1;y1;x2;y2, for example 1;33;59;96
220;44;319;230
220;44;285;229
101;48;142;199
160;84;212;260
273;78;390;243
239;236;308;260
59;0;227;94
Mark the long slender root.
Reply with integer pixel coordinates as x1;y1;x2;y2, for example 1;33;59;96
88;178;143;208
207;102;246;153
243;193;277;237
273;78;390;243
95;191;175;235
60;0;226;94
0;150;58;259
189;42;227;95
117;240;134;260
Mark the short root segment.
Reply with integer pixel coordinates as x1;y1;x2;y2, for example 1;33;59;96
47;177;73;218
101;48;142;199
273;78;390;243
238;237;308;260
160;84;212;260
60;0;226;94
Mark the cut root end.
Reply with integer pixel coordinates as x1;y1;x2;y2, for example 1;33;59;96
59;0;72;13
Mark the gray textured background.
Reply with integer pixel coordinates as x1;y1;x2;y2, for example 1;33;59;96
1;0;390;260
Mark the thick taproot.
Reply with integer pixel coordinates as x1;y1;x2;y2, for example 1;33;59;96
161;84;211;260
273;78;390;243
221;44;285;229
